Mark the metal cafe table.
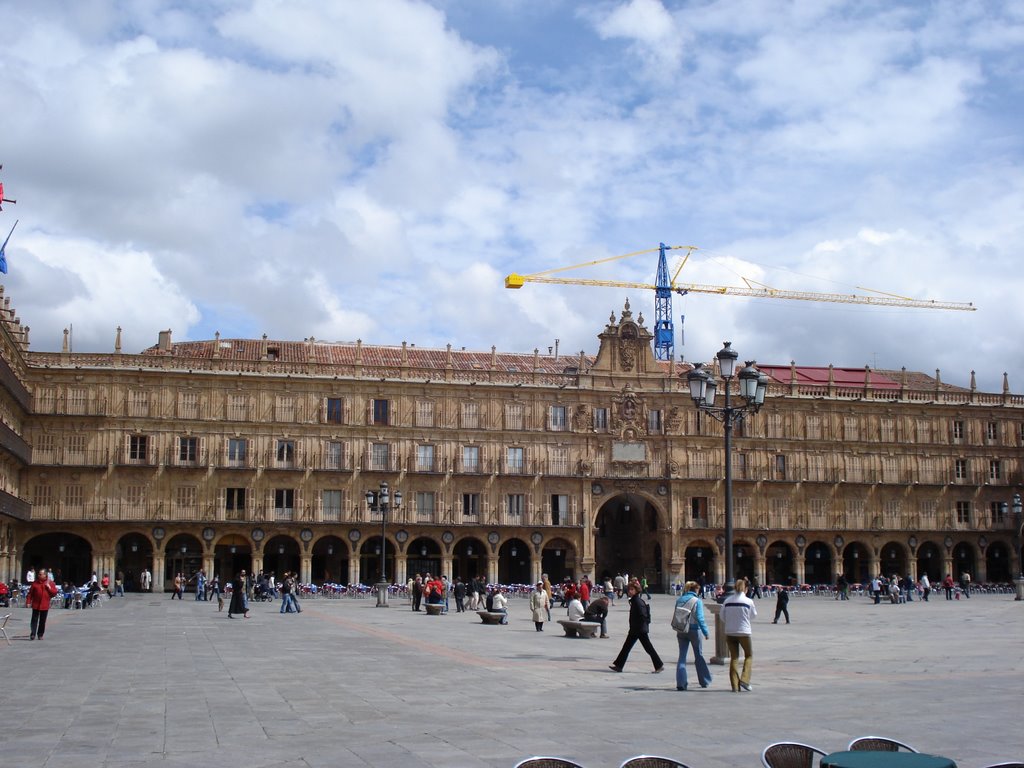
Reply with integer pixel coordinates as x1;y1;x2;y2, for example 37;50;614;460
822;752;956;768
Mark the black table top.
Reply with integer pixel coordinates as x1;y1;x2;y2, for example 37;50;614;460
822;751;957;768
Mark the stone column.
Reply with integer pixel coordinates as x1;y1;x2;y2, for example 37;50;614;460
153;553;166;592
442;554;454;581
300;555;312;586
795;556;806;586
705;602;728;666
488;556;499;584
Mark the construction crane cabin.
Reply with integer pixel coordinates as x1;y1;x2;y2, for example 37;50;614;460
505;243;976;362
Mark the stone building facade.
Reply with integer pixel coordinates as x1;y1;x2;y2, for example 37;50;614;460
0;290;1021;591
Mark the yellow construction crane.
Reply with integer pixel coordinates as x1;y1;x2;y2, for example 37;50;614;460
505;244;976;360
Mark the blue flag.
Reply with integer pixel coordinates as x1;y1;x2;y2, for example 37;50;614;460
0;220;17;275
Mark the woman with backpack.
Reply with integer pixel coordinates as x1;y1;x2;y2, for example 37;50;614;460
673;580;712;690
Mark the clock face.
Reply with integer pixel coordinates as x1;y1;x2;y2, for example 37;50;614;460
348;529;362;542
202;527;216;541
487;531;500;545
300;529;313;542
442;531;454;544
152;527;165;540
395;530;408;543
251;528;265;542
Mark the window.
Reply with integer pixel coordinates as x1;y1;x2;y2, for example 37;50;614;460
647;409;663;434
843;417;859;441
810;498;827;518
372;398;389;426
505;403;524;430
593;407;608;431
884;500;901;519
954;459;967;480
178;391;199;419
179;437;198;463
462;445;480;472
276;396;296;422
767;414;784;439
128;390;149;417
507;493;525;516
416;444;435;472
989;460;1002;481
175;486;197;509
32;484;53;506
36;387;56;413
416;491;435;519
882;457;898;483
549;405;567;431
549;446;569;475
322;490;342;521
66;434;85;459
371;443;390;471
276;440;295;464
325;441;344;470
229;395;248;421
691;497;708;522
415;400;434;427
507;447;524;474
462;493;480;517
126;486;146;506
915;419;931;443
806;416;822;440
274;488;295;519
551;494;568;525
64;484;83;508
67;387;87;415
880;417;896;442
775;454;786;479
990;501;1006;523
461;401;480;429
986;421;998;442
129;435;148;462
734;452;746;479
955;500;971;524
228;438;247;467
326;397;344;424
226;487;247;512
952;420;964;441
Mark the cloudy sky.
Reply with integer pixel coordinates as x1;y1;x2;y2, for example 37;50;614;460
1;0;1021;391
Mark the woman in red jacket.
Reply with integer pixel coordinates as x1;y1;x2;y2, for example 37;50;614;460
27;567;59;640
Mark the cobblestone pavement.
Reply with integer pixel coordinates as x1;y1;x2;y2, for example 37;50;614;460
1;589;1021;768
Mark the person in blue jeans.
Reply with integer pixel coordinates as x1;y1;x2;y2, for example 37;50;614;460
674;580;712;691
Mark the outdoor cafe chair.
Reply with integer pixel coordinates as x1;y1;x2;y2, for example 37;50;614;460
848;737;919;753
762;742;828;768
620;756;690;768
514;758;586;768
980;763;1024;768
0;614;10;645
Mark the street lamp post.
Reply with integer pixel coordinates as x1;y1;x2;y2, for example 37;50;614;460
365;481;402;607
686;342;768;596
1013;492;1024;601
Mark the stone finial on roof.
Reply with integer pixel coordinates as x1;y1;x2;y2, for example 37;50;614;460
308;336;317;363
533;347;539;370
401;341;408;366
864;366;871;388
490;345;497;368
969;370;976;391
62;327;69;353
934;369;941;387
1003;372;1010;395
22;325;28;349
355;339;362;366
789;360;797;383
446;343;453;368
115;326;122;353
213;331;221;359
827;364;835;386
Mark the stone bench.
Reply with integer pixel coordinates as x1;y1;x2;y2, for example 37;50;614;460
557;619;600;638
476;611;506;624
424;603;444;615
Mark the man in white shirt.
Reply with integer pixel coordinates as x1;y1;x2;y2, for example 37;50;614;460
26;568;35;584
566;595;585;622
141;568;152;592
722;577;757;692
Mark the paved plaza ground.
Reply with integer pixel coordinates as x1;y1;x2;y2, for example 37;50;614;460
1;588;1021;768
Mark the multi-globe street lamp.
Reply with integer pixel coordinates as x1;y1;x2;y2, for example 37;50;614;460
365;481;401;607
686;341;768;595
